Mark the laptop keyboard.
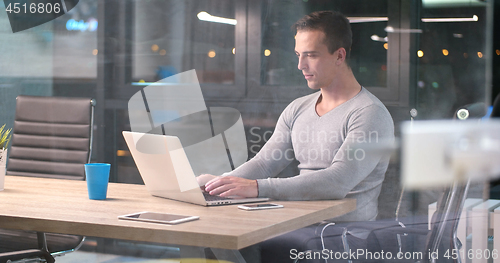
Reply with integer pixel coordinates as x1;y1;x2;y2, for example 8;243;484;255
203;192;231;201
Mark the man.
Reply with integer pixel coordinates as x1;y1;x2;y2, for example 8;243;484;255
199;10;394;223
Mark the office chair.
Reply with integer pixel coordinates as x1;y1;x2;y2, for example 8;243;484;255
0;95;96;263
288;180;469;263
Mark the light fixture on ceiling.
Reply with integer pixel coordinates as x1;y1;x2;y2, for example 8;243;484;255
422;15;478;22
197;11;237;25
385;27;423;33
347;17;388;23
371;35;388;42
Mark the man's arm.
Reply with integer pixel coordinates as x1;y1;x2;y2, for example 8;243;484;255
200;105;296;197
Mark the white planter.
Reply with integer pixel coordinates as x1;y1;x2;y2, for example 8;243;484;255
0;148;5;191
0;148;6;167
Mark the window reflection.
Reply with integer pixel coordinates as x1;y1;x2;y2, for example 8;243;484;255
53;0;98;79
416;3;487;119
133;0;235;84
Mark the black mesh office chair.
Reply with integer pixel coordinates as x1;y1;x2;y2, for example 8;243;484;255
285;181;469;263
0;95;96;263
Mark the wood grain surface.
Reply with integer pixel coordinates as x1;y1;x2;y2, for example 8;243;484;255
0;176;355;250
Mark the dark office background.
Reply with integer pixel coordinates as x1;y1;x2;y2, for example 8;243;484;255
494;0;500;102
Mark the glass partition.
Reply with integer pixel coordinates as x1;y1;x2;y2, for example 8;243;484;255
0;1;496;257
415;0;490;120
402;0;493;233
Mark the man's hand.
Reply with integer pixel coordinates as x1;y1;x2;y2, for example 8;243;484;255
204;176;258;198
197;174;217;187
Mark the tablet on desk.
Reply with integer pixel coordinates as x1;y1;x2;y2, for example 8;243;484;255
118;211;199;225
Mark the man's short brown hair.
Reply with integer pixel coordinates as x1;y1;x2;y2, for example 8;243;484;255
292;11;352;57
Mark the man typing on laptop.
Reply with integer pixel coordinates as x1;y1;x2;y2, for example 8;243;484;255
199;10;394;223
197;10;394;262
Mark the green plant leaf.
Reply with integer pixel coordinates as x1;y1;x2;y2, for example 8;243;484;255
0;124;12;149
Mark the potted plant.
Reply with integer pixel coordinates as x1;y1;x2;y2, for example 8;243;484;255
0;124;12;167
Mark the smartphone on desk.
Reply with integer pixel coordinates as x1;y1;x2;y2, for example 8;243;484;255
238;203;283;211
118;211;199;225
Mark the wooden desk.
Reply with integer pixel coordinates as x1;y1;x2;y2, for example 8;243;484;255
0;176;355;250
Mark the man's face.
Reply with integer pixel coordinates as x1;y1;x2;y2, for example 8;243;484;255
295;30;339;90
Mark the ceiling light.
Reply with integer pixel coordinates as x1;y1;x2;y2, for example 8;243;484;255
422;15;478;23
197;11;237;25
385;27;423;33
347;17;388;23
371;35;388;42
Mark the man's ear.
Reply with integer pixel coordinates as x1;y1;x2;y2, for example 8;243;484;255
336;48;347;65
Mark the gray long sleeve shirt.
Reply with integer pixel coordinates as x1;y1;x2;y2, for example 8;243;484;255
227;88;394;222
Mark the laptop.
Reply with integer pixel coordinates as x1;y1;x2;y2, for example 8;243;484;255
122;131;269;206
